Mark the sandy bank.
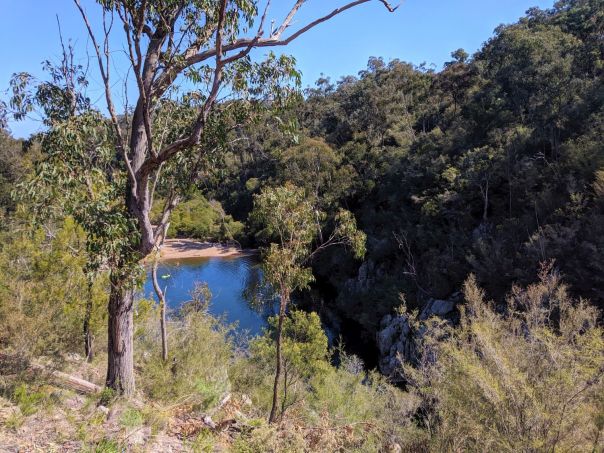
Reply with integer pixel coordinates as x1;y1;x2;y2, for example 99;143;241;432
159;239;256;261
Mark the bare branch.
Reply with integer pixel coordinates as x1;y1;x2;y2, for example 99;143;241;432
154;192;181;248
152;0;396;99
379;0;399;12
73;0;137;192
272;0;305;39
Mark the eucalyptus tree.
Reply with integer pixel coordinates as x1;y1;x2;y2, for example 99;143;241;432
7;0;396;395
251;184;365;423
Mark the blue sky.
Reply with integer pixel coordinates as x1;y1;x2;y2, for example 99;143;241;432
1;0;555;138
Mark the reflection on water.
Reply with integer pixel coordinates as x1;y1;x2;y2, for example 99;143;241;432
143;255;275;336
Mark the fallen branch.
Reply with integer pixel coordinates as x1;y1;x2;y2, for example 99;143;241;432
0;353;101;395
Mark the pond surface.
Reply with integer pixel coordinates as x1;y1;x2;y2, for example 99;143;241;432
143;255;274;336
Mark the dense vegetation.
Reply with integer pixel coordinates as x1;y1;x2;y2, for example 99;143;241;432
1;0;603;451
210;0;604;343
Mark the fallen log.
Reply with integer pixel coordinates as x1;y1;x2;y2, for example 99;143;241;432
0;353;101;395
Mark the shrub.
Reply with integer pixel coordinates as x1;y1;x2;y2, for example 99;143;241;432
407;266;604;452
151;192;244;242
0;215;106;359
135;303;233;410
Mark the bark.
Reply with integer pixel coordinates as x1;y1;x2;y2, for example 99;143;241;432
481;180;490;223
84;279;94;362
103;118;152;396
152;259;169;362
281;365;288;420
106;273;135;396
160;296;168;362
269;292;288;424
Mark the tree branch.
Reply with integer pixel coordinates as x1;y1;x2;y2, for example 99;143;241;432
73;0;137;192
152;0;396;99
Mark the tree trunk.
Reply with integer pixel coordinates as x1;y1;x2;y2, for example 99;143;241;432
269;294;287;424
152;225;170;362
106;273;135;396
281;365;288;421
160;297;168;361
482;180;489;223
152;260;169;362
84;290;94;363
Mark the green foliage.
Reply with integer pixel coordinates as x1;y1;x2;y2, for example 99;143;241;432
151;191;244;242
231;0;604;337
0;130;38;217
249;311;330;415
0;215;106;357
135;302;232;410
88;438;121;453
12;383;47;416
252;184;365;296
119;407;144;429
306;364;426;452
275;137;358;209
21;111;141;279
98;387;117;407
0;1;603;450
181;281;213;315
406;267;604;452
233;329;425;451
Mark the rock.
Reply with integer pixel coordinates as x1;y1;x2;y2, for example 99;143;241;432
128;426;151;446
203;415;216;429
240;394;253;407
386;441;402;453
344;259;387;293
377;313;417;381
419;298;456;320
377;296;459;382
64;395;86;411
64;352;82;363
96;405;109;416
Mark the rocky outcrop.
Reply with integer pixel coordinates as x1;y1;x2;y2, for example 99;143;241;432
343;258;389;293
377;295;460;382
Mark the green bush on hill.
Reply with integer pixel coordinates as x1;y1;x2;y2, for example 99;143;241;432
151;192;244;242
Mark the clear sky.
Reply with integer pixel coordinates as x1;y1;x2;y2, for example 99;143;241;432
1;0;555;138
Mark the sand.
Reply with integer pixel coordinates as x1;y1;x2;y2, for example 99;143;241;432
159;239;255;260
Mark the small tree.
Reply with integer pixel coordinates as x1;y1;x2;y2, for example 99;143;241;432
251;184;365;423
8;0;396;395
251;310;330;420
457;145;504;223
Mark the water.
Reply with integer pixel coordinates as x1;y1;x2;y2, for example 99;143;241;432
143;255;274;336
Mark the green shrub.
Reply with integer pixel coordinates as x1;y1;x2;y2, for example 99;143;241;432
12;383;47;416
135;305;232;410
89;438;121;453
407;268;604;452
0;216;107;358
232;311;425;451
119;407;144;429
98;387;116;407
151;192;244;242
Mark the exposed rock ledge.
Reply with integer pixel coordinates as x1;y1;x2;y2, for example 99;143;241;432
377;296;461;382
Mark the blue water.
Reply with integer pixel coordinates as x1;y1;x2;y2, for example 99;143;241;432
143;255;275;336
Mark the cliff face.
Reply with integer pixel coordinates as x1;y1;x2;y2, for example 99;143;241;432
377;296;460;382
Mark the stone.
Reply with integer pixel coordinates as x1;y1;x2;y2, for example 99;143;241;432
377;297;459;382
419;299;456;320
128;426;151;446
240;394;253;407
